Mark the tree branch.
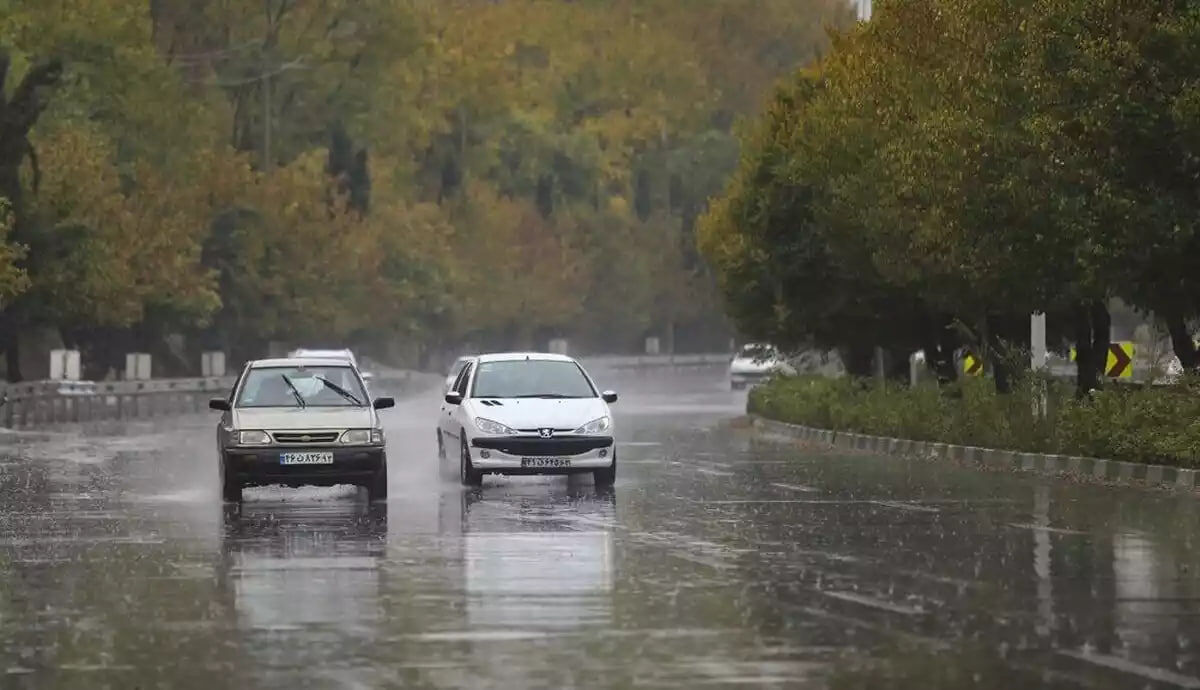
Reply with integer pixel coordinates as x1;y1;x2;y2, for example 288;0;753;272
6;58;64;136
22;138;39;193
0;50;10;101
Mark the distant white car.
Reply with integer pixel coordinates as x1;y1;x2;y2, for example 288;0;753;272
729;343;793;389
289;348;373;385
437;353;618;487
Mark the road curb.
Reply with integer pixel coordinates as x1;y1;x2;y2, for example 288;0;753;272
750;416;1199;494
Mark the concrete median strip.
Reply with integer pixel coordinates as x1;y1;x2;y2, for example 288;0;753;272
750;416;1200;494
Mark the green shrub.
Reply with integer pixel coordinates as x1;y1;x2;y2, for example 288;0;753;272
750;375;1200;468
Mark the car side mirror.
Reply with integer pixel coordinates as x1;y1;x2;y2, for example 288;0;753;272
372;397;395;410
444;391;463;405
208;398;231;411
602;390;618;404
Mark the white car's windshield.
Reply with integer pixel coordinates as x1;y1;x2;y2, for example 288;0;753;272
237;365;366;408
471;360;596;399
739;344;778;361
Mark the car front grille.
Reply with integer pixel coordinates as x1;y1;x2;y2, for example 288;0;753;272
271;431;340;444
472;436;613;457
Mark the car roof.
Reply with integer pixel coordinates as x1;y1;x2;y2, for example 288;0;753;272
474;352;576;364
248;357;359;369
289;348;353;357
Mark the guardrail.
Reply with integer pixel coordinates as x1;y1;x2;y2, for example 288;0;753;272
0;377;237;429
0;368;436;430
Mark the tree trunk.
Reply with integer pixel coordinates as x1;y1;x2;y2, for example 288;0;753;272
918;310;958;384
839;344;875;378
1073;301;1111;398
1165;310;1198;371
985;312;1025;395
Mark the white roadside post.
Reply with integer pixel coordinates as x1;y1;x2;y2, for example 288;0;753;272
1031;312;1048;419
49;349;81;381
125;353;151;380
201;351;226;378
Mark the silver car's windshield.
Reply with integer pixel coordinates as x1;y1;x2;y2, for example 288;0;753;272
471;360;597;399
236;365;366;408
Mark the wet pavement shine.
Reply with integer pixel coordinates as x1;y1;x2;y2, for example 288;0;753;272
2;368;1200;688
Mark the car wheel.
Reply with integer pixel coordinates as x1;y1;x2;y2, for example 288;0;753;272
367;460;388;501
221;458;242;503
730;380;744;391
460;436;483;487
593;450;617;487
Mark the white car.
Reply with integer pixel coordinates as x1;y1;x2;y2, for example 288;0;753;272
436;353;618;487
289;348;373;385
729;343;793;389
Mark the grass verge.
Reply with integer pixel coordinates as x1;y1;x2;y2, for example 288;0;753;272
749;375;1200;468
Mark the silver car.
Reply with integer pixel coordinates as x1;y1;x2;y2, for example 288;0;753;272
209;357;394;502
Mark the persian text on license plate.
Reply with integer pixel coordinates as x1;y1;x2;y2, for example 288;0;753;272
280;452;334;465
521;457;571;468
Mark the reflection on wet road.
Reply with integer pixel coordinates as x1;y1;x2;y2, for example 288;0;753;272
2;368;1200;688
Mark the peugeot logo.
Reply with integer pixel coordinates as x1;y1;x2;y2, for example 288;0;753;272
300;434;311;442
538;428;554;439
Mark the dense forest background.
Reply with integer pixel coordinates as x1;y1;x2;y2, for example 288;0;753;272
0;0;853;380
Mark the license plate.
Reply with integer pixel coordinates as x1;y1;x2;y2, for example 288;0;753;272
521;457;571;468
280;452;334;465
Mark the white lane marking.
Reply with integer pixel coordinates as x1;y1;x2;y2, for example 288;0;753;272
821;591;925;616
408;630;559;642
771;482;819;493
1058;650;1200;688
871;500;940;513
619;442;662;447
1008;523;1087;535
696;468;734;478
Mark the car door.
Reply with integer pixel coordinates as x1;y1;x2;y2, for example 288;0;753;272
441;362;473;441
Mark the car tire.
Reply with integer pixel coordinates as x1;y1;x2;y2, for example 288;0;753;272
221;461;242;503
367;461;388;501
460;436;483;487
730;380;744;391
593;451;617;487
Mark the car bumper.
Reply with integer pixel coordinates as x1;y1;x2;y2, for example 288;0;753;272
731;371;772;384
469;435;614;474
223;445;385;487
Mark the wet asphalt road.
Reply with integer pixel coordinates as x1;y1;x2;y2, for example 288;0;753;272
2;368;1200;689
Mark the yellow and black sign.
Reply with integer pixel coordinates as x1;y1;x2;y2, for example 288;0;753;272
1069;342;1134;378
962;352;983;376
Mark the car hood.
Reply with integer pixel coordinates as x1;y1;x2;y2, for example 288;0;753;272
730;357;781;374
233;407;374;430
464;398;610;431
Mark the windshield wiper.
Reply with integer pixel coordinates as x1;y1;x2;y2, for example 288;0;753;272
316;376;362;406
280;374;306;408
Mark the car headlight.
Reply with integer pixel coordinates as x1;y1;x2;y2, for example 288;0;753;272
371;428;384;444
574;416;612;435
238;430;270;445
340;429;373;445
474;417;516;435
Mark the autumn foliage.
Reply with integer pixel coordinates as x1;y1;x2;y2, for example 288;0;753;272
0;0;852;378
